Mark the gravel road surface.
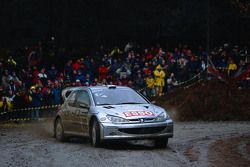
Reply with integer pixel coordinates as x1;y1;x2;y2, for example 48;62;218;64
0;120;249;167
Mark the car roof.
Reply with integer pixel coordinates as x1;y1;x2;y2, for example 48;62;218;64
65;85;131;92
65;85;149;104
89;85;130;91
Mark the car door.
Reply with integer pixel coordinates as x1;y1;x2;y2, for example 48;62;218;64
74;90;91;136
64;91;79;133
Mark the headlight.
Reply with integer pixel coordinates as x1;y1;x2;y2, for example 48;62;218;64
155;112;169;122
106;115;129;123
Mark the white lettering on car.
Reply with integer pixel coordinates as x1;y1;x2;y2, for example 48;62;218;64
123;111;155;117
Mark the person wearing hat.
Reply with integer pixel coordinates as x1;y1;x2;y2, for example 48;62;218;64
154;65;166;96
75;79;82;86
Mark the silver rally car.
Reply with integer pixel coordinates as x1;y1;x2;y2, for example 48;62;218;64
54;85;173;148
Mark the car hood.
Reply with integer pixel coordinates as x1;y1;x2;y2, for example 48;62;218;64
95;104;165;119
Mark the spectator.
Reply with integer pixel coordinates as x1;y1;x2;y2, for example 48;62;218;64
13;89;29;109
154;65;166;96
167;73;178;90
51;81;62;105
143;62;152;76
90;57;98;78
12;72;21;86
75;79;83;86
0;96;11;113
2;70;11;90
6;90;15;102
228;59;237;76
92;78;102;86
7;56;17;71
64;60;73;77
28;50;40;67
42;86;54;106
84;74;93;86
38;68;48;85
200;60;206;71
30;87;42;120
244;73;250;88
134;73;146;95
145;74;156;97
75;71;85;84
72;59;81;71
7;80;17;93
98;63;108;80
56;72;65;83
48;65;58;81
0;62;4;85
101;78;108;85
116;64;131;79
144;49;153;60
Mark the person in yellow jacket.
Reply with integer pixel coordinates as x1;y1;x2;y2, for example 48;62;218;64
0;97;12;112
145;74;156;97
154;65;166;96
7;56;17;67
228;60;237;76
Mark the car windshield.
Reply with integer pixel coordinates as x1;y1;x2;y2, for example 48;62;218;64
91;88;148;106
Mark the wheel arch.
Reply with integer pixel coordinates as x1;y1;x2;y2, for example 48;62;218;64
54;116;62;136
89;115;99;125
89;115;102;147
89;116;98;134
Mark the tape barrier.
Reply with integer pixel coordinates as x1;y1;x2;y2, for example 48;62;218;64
183;79;203;89
205;64;230;70
177;70;206;86
167;65;228;87
137;70;206;94
8;118;32;121
0;104;61;116
0;104;60;123
0;118;32;124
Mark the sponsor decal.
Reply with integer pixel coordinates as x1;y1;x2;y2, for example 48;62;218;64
123;110;154;117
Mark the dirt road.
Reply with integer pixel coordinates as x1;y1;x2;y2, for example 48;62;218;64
0;120;250;167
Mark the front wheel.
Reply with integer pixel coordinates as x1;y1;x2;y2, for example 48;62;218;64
155;138;168;148
55;119;66;142
90;120;101;147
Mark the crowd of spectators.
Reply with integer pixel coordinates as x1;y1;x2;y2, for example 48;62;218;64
0;42;249;119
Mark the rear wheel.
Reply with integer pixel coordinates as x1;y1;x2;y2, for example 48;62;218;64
90;120;101;147
55;119;66;142
155;138;168;148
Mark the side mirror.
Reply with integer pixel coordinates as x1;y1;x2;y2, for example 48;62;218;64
79;103;90;109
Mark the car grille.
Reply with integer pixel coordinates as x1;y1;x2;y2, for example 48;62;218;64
128;118;155;123
118;126;166;134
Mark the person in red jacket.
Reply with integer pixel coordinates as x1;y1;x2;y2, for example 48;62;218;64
72;59;80;71
98;64;108;81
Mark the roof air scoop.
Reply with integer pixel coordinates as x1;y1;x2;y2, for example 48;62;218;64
107;85;116;89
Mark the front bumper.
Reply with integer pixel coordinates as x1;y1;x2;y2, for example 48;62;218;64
100;119;173;140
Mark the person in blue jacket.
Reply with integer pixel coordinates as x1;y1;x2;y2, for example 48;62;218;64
30;87;42;120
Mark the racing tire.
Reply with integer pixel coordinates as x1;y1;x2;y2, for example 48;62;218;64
90;120;101;147
155;138;168;148
55;118;66;142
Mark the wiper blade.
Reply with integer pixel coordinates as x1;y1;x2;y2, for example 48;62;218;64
115;102;143;105
98;103;112;106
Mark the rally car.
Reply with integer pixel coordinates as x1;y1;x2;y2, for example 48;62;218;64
54;85;173;148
